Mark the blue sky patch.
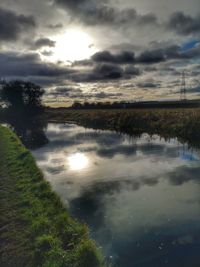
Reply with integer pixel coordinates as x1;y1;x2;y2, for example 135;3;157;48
181;40;200;51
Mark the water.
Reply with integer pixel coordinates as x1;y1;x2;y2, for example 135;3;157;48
32;123;200;267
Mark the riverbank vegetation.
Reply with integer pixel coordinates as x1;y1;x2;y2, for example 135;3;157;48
0;126;105;267
46;107;200;147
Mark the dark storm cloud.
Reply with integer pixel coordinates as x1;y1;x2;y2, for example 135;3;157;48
0;52;74;79
0;8;36;42
136;49;167;64
137;81;159;88
71;63;141;82
167;12;200;35
92;50;135;64
33;38;56;49
54;0;157;26
74;44;199;70
56;87;82;94
71;64;123;82
93;91;123;99
48;86;83;97
124;66;141;75
92;63;139;79
1;44;198;86
0;50;141;84
136;44;200;64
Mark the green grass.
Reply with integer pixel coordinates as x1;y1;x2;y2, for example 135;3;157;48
46;108;200;147
0;126;105;267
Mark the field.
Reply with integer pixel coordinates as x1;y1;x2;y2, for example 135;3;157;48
0;126;105;267
46;108;200;148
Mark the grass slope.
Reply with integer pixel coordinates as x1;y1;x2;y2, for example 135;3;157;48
0;126;104;267
46;108;200;147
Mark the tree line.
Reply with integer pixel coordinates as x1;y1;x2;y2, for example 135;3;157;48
0;80;44;115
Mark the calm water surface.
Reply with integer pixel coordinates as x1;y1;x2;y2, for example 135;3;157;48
32;123;200;267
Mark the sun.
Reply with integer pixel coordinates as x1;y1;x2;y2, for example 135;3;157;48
68;152;89;171
49;29;97;63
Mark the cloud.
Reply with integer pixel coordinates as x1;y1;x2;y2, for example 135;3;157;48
187;87;200;94
0;0;199;103
136;44;200;64
48;86;83;97
46;86;124;102
54;0;157;27
74;44;199;70
109;43;142;53
93;91;123;99
167;12;200;35
97;144;137;158
47;23;63;29
54;0;200;39
41;50;54;57
124;66;141;76
0;52;75;81
0;7;36;41
183;43;200;59
94;64;123;79
136;49;166;64
71;63;141;82
1;42;199;88
137;81;159;89
71;64;123;82
0;50;140;85
72;59;93;67
168;166;200;185
91;50;135;64
33;38;56;49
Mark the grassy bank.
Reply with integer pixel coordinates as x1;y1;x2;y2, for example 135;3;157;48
0;126;105;267
46;108;200;147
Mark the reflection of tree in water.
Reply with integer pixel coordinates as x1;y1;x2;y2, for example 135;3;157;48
5;113;48;150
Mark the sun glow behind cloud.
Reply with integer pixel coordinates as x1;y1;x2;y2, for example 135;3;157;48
49;29;97;63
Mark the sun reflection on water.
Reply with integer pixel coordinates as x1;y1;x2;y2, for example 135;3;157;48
68;152;89;171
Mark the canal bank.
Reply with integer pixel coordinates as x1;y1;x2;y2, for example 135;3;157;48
45;108;200;148
0;125;105;267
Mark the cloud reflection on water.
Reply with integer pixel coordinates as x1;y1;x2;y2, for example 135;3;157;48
32;123;200;267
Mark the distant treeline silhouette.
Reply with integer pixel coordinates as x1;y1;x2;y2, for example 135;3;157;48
70;99;200;109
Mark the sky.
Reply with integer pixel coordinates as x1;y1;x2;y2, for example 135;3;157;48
0;0;200;106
